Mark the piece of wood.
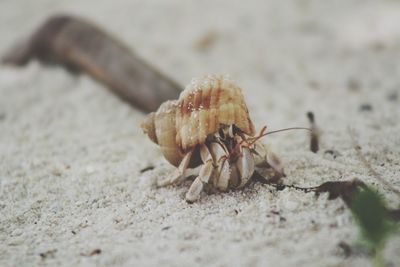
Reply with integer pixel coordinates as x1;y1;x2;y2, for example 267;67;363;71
307;111;319;153
2;15;182;112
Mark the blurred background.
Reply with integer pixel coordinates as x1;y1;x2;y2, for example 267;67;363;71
2;0;399;128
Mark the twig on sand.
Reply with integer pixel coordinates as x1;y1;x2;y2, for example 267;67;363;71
307;111;319;153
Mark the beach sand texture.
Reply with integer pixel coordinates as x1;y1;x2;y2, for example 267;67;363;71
1;0;399;266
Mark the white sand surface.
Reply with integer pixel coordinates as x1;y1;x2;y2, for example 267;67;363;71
1;1;399;266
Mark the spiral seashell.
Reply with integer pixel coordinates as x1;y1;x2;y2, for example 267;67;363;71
141;74;255;165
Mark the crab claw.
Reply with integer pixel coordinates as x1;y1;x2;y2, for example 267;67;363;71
209;142;230;192
235;146;255;188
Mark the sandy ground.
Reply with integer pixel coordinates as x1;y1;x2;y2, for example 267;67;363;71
1;0;400;266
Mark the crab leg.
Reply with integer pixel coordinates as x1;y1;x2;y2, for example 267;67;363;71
157;149;194;187
253;142;285;181
266;150;285;177
185;145;214;203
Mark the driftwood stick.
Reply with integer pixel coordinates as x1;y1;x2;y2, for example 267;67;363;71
2;15;182;112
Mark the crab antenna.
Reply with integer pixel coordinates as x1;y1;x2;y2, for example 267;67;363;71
259;127;311;137
246;126;311;146
231;126;311;155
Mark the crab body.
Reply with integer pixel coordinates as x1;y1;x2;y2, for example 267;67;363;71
141;75;284;202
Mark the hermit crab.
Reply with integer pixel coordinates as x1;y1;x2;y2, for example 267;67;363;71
141;75;287;202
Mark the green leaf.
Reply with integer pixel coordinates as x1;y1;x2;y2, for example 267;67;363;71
350;187;396;249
